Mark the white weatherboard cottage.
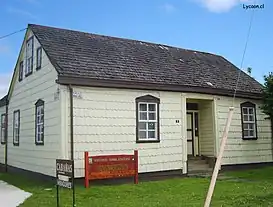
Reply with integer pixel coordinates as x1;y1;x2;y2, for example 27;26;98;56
0;24;271;179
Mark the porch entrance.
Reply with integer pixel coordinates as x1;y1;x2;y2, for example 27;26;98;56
187;111;199;157
186;100;216;175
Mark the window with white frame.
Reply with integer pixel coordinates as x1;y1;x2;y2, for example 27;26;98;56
241;102;257;140
19;61;24;82
136;95;160;142
35;99;44;145
1;114;6;144
36;47;42;70
13;110;20;146
25;36;34;76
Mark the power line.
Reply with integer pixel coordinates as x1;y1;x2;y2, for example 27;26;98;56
0;28;27;40
232;8;256;106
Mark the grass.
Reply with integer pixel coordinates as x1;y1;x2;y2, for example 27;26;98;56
1;167;273;206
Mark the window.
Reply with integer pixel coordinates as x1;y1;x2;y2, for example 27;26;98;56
35;99;44;145
19;61;24;82
136;95;160;143
25;36;34;76
241;102;257;140
36;47;42;70
1;114;6;144
13;110;20;146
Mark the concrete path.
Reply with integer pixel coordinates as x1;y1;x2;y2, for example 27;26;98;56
0;180;32;207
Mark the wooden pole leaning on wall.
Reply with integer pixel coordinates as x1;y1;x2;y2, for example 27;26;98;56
204;107;234;207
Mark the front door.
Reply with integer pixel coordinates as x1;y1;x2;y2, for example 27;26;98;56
187;112;199;156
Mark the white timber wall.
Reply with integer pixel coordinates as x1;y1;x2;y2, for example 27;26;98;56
217;96;272;165
70;87;184;178
0;105;6;164
199;100;215;157
7;30;62;177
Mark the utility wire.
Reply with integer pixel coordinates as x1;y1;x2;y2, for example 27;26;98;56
0;28;27;40
232;8;256;106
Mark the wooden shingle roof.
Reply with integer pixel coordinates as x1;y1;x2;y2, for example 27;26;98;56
29;24;263;99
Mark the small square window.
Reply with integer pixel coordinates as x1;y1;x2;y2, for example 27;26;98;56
139;122;146;130
148;122;155;130
148;131;155;138
140;112;147;120
139;131;146;139
148;104;156;111
148;112;156;120
139;104;147;111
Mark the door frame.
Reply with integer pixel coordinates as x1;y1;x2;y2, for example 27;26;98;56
187;110;200;156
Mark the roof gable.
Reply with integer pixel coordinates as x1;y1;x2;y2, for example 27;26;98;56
29;24;263;99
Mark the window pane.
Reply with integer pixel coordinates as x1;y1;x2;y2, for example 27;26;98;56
148;131;155;139
139;122;146;130
140;112;147;120
249;115;254;121
139;131;146;139
148;104;156;112
249;124;254;129
243;115;248;121
243;123;248;130
249;130;254;137
148;122;155;130
243;130;249;137
139;104;147;111
149;113;156;120
37;134;41;142
243;108;248;114
249;108;254;115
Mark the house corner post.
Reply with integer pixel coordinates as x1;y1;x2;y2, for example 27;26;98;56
181;93;187;174
4;101;8;173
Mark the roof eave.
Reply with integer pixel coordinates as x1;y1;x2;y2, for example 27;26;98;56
56;75;263;100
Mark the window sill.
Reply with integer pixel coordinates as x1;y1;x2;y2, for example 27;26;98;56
25;71;33;77
136;139;160;143
35;142;44;146
242;137;258;140
13;142;19;146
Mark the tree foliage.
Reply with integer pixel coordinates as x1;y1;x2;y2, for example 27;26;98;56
261;72;273;118
247;67;252;75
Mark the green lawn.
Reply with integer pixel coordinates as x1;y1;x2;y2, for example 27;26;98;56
1;167;273;207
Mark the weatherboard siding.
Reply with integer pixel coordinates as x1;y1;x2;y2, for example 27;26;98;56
7;30;61;177
217;97;272;165
199;100;215;157
0;105;5;164
70;87;184;178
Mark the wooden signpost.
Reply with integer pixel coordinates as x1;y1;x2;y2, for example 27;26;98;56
84;150;138;188
56;159;75;207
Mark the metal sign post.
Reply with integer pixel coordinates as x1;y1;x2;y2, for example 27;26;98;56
56;159;75;207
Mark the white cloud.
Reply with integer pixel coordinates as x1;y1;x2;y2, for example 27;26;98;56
7;7;37;19
0;73;12;99
161;3;176;13
195;0;256;13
